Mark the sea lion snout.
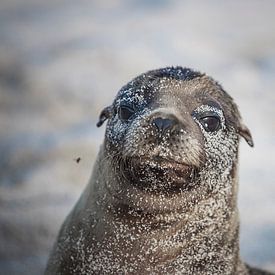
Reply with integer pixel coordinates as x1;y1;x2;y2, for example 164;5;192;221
124;108;204;167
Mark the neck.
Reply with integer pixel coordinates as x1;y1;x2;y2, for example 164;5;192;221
87;149;244;274
96;190;241;274
104;198;240;272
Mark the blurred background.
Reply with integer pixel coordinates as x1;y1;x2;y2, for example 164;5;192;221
0;0;274;274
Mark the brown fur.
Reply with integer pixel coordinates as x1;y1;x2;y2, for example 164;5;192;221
45;67;272;275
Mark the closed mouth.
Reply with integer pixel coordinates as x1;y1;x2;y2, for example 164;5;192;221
119;156;201;194
127;156;193;180
121;156;198;192
139;156;190;170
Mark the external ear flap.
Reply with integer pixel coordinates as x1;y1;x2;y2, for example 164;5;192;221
238;124;254;147
96;106;112;127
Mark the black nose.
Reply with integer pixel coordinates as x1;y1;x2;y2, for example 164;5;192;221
152;117;175;133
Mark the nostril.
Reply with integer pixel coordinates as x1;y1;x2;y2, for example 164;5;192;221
152;117;175;133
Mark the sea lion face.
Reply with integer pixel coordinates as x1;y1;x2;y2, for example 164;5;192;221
98;67;253;196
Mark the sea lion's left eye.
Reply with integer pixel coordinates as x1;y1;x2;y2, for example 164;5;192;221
200;116;221;132
118;105;135;121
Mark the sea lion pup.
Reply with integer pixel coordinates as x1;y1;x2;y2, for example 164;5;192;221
45;67;273;275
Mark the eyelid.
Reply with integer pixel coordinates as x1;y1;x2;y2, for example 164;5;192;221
197;111;221;119
119;100;136;108
120;104;134;110
192;110;220;119
116;103;135;113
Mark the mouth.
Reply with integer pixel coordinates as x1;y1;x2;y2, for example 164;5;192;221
140;156;191;175
147;156;190;170
123;156;197;192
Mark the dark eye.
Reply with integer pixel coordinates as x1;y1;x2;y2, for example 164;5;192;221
200;116;221;132
118;105;135;121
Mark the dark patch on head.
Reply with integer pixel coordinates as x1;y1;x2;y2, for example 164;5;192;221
146;66;203;81
113;66;203;117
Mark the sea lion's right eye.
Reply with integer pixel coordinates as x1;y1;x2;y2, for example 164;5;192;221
118;105;135;121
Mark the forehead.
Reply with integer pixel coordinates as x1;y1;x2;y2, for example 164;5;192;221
115;75;225;112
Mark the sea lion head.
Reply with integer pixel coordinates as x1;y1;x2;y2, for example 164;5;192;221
97;67;253;212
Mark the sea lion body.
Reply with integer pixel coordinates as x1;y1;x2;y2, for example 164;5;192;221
45;67;273;274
